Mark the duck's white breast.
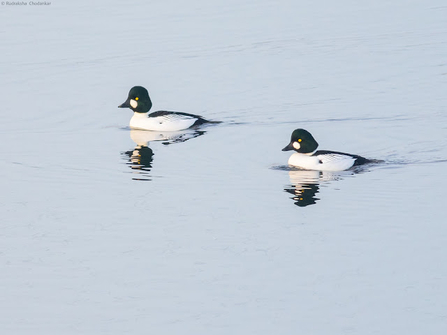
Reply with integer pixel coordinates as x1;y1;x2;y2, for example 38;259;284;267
288;153;321;170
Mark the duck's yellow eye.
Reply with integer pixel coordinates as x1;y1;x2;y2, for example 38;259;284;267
135;97;139;101
298;138;302;142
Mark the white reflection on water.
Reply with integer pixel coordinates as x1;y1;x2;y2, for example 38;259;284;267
281;166;373;207
129;128;206;146
122;129;207;181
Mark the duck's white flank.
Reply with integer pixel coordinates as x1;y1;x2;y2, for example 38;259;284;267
129;112;199;131
288;152;356;171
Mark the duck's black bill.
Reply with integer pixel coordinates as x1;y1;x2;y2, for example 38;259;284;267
282;142;294;151
118;99;131;108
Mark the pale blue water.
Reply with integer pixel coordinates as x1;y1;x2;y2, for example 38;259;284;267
1;1;447;334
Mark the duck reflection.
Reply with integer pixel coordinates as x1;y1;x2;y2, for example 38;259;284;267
285;169;361;207
122;129;206;181
129;128;206;146
123;145;154;180
285;170;321;207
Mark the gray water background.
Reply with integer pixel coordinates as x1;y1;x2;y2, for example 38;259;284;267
1;1;447;334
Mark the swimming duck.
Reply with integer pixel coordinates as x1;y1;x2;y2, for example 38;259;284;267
282;128;371;171
118;86;218;131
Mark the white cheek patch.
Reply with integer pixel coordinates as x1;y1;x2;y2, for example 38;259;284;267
130;99;138;108
292;141;301;150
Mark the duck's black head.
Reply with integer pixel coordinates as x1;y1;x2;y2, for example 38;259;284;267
118;86;152;113
282;128;319;153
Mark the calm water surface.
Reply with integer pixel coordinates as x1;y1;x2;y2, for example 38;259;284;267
1;1;447;334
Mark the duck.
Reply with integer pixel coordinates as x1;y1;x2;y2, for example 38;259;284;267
118;86;219;131
282;128;371;171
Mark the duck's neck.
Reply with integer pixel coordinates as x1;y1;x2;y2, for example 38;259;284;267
132;112;149;118
295;150;316;156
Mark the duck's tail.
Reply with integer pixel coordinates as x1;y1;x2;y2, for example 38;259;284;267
193;118;222;127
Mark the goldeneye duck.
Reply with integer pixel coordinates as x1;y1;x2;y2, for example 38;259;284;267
118;86;218;131
282;128;371;171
